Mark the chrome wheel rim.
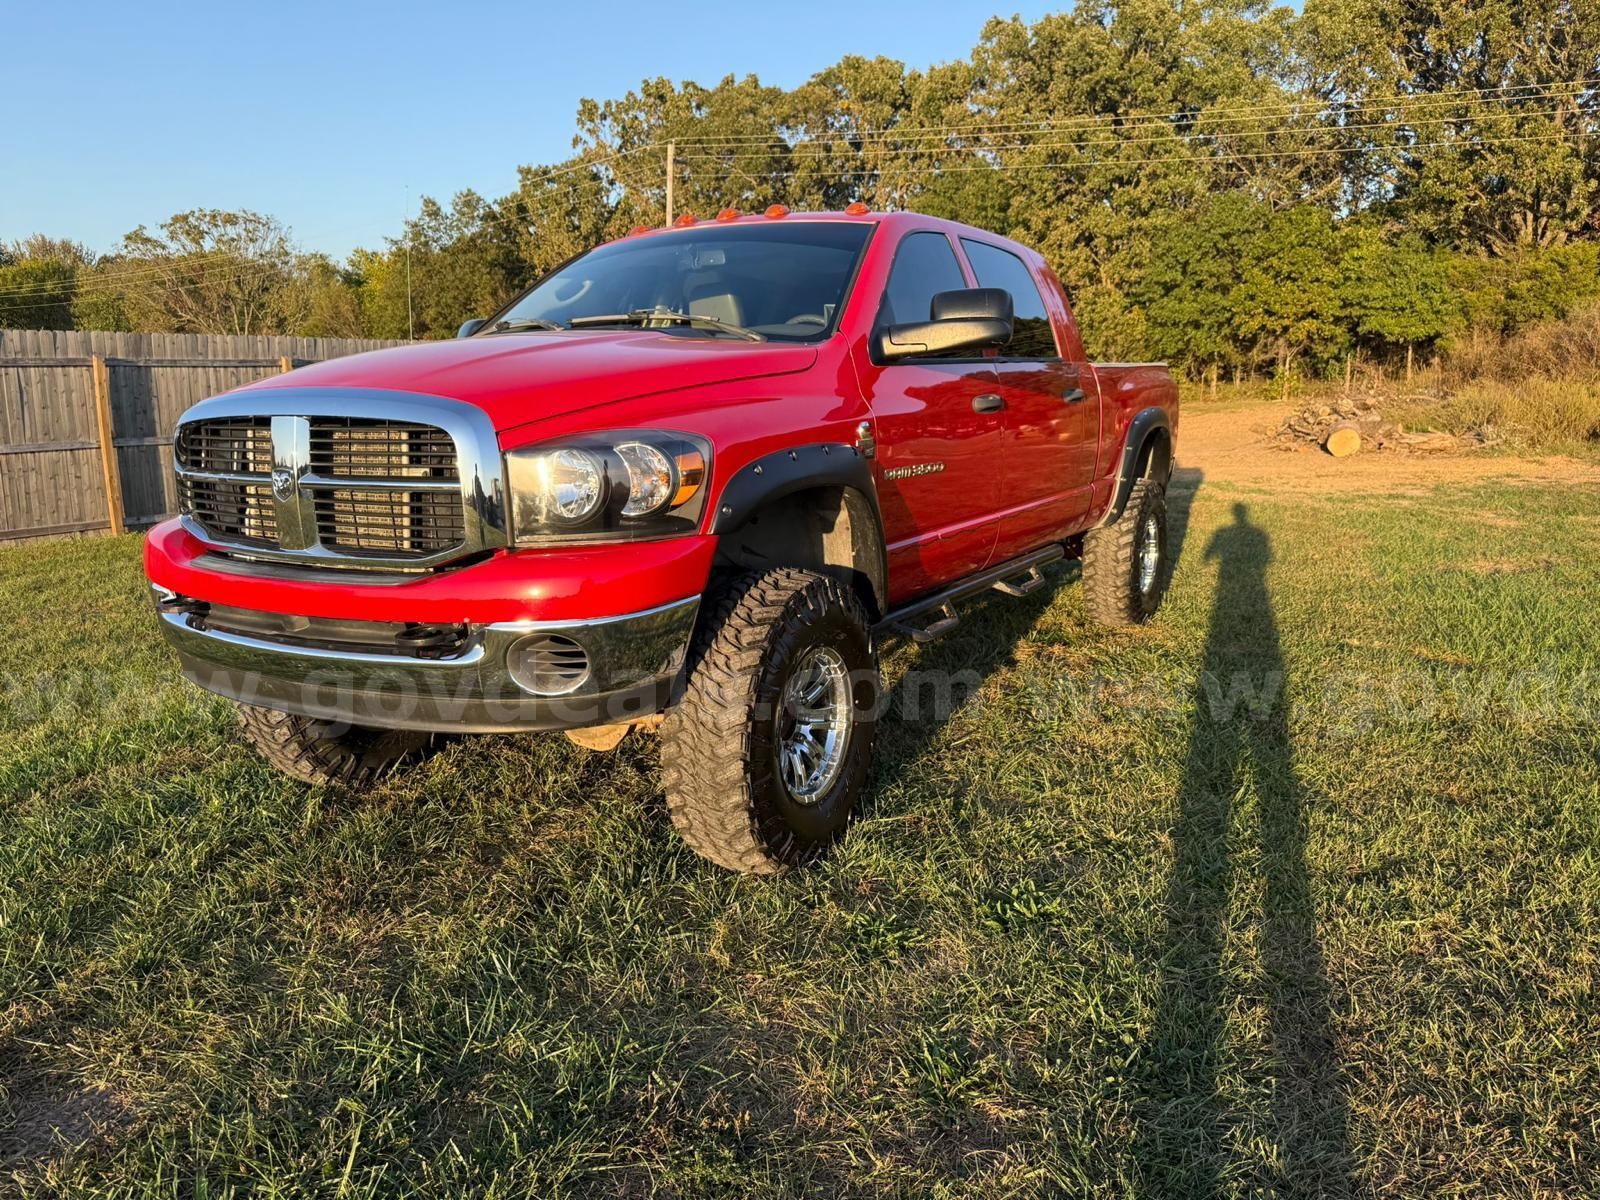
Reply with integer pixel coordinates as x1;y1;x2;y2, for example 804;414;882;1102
1138;515;1162;593
775;645;852;803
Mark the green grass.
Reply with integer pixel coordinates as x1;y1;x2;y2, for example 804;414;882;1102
2;474;1598;1198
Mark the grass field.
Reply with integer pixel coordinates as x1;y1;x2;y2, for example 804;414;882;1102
2;433;1598;1197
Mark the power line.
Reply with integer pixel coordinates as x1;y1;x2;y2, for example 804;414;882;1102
0;145;659;300
673;77;1600;147
672;103;1590;164
697;128;1592;179
2;125;1589;315
0;150;665;314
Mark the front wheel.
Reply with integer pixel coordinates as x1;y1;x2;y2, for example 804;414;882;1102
660;568;878;874
236;704;439;787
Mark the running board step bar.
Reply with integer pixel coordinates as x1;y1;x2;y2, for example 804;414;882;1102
875;545;1065;644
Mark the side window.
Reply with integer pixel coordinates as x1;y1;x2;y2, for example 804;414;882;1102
960;239;1061;359
878;232;968;330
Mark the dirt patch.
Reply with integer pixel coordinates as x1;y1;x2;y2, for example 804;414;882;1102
1465;557;1560;575
1179;401;1600;493
0;1056;131;1172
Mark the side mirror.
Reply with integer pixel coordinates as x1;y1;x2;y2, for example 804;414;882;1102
877;287;1013;361
457;318;487;339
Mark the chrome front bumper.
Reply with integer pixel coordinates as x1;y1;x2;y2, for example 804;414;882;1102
151;587;700;733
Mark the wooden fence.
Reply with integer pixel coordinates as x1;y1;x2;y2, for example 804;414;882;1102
0;330;409;544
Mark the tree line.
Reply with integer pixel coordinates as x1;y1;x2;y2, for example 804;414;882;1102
3;0;1598;380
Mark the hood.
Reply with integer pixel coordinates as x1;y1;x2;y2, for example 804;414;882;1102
244;330;818;430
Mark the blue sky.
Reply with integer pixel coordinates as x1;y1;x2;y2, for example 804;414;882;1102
3;1;1052;261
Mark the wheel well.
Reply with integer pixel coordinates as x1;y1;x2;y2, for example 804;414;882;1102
1134;427;1173;484
712;486;887;621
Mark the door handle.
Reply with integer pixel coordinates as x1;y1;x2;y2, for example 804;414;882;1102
1063;387;1087;404
972;393;1005;413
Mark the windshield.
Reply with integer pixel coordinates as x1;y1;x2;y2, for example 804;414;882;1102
486;222;873;342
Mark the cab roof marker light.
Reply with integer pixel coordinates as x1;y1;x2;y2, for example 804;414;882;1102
626;224;651;237
844;201;870;215
674;213;698;227
764;204;789;219
716;207;740;222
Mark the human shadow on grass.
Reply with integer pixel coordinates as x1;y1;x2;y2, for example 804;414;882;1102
1135;502;1352;1198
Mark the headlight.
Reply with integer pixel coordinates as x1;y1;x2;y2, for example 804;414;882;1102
505;431;710;545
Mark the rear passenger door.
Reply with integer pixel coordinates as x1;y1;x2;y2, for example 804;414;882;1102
960;238;1099;552
858;231;1003;603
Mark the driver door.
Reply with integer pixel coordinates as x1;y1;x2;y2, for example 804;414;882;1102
854;231;1003;605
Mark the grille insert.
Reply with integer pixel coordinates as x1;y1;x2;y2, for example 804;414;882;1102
309;420;459;481
177;477;280;546
311;488;467;555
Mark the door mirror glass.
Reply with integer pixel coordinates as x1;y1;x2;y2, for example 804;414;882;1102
877;288;1014;361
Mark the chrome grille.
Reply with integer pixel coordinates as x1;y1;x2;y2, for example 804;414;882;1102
175;415;469;568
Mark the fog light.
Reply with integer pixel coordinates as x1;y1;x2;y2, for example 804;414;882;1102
507;633;591;696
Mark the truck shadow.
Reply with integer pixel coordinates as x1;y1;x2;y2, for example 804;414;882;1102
1133;501;1353;1198
870;468;1204;812
1166;465;1204;574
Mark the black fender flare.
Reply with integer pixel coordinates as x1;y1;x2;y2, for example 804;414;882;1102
708;442;888;616
1101;407;1173;526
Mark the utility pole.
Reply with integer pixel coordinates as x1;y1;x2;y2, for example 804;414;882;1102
665;141;675;226
404;184;415;341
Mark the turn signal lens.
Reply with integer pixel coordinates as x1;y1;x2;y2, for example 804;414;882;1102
672;448;706;507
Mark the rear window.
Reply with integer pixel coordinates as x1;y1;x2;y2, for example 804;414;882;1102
960;239;1060;359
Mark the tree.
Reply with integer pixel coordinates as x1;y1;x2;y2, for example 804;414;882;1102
113;209;301;335
0;236;95;330
1233;205;1349;380
1140;194;1266;377
1338;230;1460;371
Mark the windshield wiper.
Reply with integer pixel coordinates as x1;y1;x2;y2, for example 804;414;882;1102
487;317;565;333
568;309;766;342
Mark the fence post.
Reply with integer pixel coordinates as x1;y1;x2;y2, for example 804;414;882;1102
91;355;125;536
279;355;294;374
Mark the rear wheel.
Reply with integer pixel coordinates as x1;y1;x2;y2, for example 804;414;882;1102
1082;477;1170;627
236;703;439;787
660;567;878;874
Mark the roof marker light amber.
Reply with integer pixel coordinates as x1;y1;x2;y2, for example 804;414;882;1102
716;207;740;222
626;224;651;237
674;212;698;227
764;204;789;219
844;201;870;215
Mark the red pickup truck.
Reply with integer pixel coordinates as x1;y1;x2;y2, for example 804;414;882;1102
145;209;1177;873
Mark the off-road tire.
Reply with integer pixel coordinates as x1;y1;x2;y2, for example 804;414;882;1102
1082;477;1170;627
236;703;439;787
661;568;878;874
